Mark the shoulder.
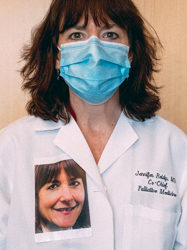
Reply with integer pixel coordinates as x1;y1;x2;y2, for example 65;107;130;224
150;115;187;146
0;116;37;138
35;227;43;234
130;114;187;141
0;116;62;158
0;116;36;165
145;115;187;158
0;116;37;154
0;115;65;160
0;115;63;141
152;115;186;134
131;115;187;159
0;116;64;177
131;115;187;184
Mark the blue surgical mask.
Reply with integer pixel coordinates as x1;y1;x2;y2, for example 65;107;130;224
59;36;130;105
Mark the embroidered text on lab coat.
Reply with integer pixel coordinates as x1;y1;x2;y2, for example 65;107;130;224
135;170;177;197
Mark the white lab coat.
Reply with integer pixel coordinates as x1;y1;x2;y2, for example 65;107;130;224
0;112;187;250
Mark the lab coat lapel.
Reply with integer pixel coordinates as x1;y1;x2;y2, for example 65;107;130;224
98;113;139;174
53;117;106;194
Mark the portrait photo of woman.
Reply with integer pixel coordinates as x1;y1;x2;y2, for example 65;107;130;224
35;160;91;233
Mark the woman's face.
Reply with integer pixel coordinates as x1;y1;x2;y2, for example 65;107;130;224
38;167;85;230
56;15;129;68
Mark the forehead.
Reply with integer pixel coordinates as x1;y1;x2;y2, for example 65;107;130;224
60;14;114;33
71;14;118;28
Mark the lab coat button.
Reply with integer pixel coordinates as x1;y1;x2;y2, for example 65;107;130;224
104;186;107;192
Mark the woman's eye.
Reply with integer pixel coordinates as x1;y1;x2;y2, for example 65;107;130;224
48;184;58;190
69;32;83;40
70;181;80;187
104;32;119;40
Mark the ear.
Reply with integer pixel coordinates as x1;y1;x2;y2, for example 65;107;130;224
55;49;61;69
56;59;60;70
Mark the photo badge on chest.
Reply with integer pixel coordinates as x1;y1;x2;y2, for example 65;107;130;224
34;159;92;243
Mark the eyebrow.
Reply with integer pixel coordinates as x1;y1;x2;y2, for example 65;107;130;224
69;177;79;181
50;179;60;184
101;23;119;30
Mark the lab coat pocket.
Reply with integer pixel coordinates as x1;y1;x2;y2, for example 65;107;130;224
122;204;180;250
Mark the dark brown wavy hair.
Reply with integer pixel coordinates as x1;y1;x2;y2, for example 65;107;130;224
21;0;162;123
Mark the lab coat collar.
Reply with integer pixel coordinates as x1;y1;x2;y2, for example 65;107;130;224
53;117;106;194
53;112;139;191
34;117;63;131
98;112;139;174
34;113;154;132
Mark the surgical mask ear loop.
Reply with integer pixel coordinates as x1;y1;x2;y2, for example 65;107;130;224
57;69;60;80
56;45;61;80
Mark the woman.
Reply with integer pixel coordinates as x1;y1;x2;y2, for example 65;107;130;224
35;160;90;233
0;0;187;249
